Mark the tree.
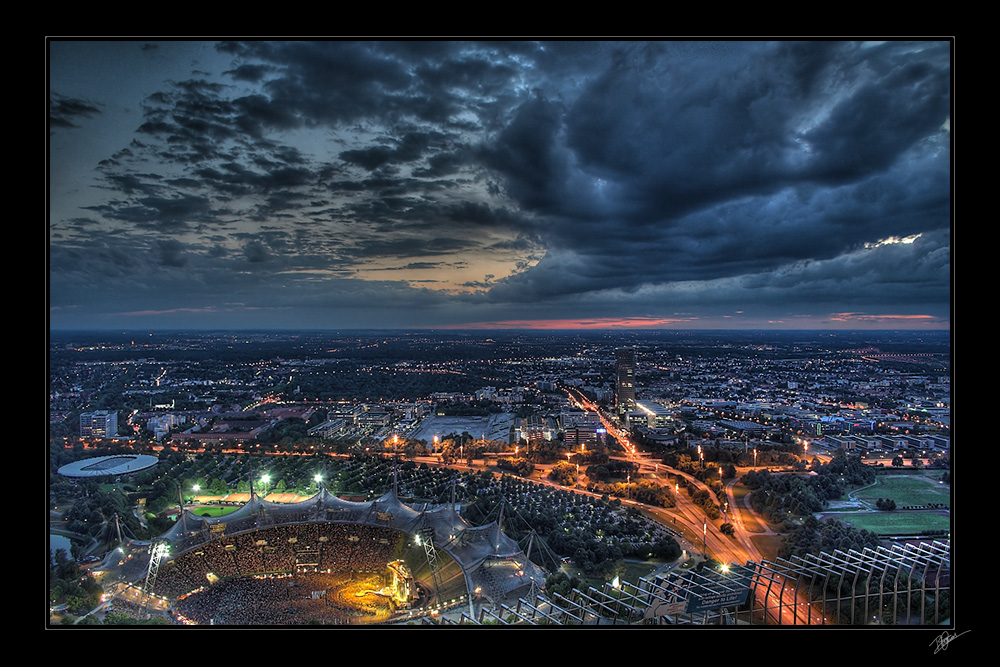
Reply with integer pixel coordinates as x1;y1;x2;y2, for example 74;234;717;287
549;461;578;487
876;498;897;511
545;572;578;598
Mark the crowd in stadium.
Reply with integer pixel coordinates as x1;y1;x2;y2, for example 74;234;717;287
173;570;400;625
155;521;406;623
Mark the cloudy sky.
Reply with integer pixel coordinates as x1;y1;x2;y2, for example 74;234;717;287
48;40;951;331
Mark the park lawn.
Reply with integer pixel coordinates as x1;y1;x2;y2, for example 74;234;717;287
563;560;660;592
622;560;661;582
856;475;950;508
835;511;950;535
188;505;241;518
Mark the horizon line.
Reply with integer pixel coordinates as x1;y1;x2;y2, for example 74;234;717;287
48;326;951;334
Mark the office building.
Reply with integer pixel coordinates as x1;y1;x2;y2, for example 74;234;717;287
80;410;118;438
615;348;636;415
636;400;673;428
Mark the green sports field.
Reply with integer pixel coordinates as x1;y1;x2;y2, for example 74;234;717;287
185;505;241;518
818;473;951;536
855;473;950;508
831;511;950;535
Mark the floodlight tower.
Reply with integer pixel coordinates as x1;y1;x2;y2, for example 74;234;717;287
141;540;169;618
417;524;444;606
176;482;188;535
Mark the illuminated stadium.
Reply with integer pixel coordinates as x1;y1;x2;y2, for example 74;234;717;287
96;487;547;625
57;454;159;478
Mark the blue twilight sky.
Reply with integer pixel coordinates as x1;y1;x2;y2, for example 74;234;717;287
48;40;952;331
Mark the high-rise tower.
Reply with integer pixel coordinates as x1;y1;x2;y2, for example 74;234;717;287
615;348;636;415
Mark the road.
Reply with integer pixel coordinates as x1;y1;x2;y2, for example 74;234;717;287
564;388;826;625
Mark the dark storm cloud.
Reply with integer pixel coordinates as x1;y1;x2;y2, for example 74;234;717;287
49;39;951;329
345;236;478;260
479;95;568;214
480;40;950;298
154;239;188;267
216;40;553;137
85;192;217;230
477;228;950;327
100;172;162;196
236;94;310;137
444;201;532;229
412;149;470;178
798;57;950;183
375;262;446;271
226;41;416;126
225;63;274;83
82;44;500;235
49;93;101;129
554;41;948;220
739;228;951;304
192;160;313;196
243;240;271;263
138;80;239;149
339;130;446;172
50;239;146;279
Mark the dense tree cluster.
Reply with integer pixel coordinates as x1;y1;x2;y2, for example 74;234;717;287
544;572;580;598
61;483;143;550
875;498;897;511
821;450;877;486
255;417;311;444
585;459;639;483
461;474;682;576
521;437;569;464
548;461;578;486
686;487;721;519
599;478;674;508
49;549;103;617
740;470;826;522
778;516;881;560
659;444;802;486
497;457;535;477
581;460;679;508
741;450;876;523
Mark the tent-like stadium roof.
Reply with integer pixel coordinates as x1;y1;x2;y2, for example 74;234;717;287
57;454;158;478
100;488;547;613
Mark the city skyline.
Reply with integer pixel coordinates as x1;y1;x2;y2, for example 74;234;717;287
49;40;952;331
